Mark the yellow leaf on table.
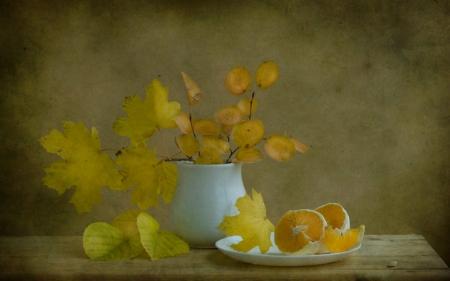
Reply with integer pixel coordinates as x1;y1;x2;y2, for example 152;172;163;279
40;120;123;213
137;212;189;261
219;189;275;253
83;210;144;260
112;79;181;145
116;144;177;209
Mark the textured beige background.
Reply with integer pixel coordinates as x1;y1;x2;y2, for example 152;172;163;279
1;0;449;264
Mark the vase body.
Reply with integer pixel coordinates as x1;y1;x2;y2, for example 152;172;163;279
167;162;246;248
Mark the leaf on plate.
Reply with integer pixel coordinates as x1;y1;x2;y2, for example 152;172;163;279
112;79;181;145
219;189;275;253
83;210;144;260
137;212;189;260
40;120;123;213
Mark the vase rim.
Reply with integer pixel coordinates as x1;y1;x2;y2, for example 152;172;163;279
173;161;242;168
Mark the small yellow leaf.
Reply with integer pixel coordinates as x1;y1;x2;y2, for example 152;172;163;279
264;134;296;162
202;135;230;155
236;148;264;163
220;123;235;136
233;119;265;149
194;118;219;135
214;105;243;125
219;189;275;253
137;212;189;261
40;120;123;213
254;60;279;90
290;137;312;153
181;72;203;105
237;97;258;118
194;147;223;164
225;66;252;95
174;111;195;134
178;134;201;157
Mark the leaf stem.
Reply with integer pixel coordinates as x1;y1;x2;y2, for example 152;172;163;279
226;147;240;163
158;128;171;161
249;91;255;120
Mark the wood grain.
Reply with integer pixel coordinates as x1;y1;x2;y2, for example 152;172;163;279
1;235;449;280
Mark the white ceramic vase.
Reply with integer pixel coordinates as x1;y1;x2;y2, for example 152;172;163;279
167;161;246;248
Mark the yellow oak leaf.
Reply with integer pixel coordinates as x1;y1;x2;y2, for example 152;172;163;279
137;212;189;261
116;143;177;210
40;121;123;213
83;210;144;260
112;79;181;145
219;189;275;253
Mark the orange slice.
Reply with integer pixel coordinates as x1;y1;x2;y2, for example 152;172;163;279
274;209;326;253
315;203;350;232
322;225;365;253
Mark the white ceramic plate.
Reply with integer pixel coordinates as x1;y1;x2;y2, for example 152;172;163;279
215;235;361;267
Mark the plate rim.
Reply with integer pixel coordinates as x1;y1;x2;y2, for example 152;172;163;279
215;235;361;266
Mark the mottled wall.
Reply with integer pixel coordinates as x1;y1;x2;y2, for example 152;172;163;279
1;0;449;264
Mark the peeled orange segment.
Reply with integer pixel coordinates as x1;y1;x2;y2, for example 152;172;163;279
322;225;365;253
315;203;350;232
288;241;321;256
274;209;326;254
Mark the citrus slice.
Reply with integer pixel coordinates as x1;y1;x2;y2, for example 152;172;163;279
322;225;365;253
274;209;326;254
315;203;350;232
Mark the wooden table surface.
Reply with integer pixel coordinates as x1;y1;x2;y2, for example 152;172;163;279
1;234;449;281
